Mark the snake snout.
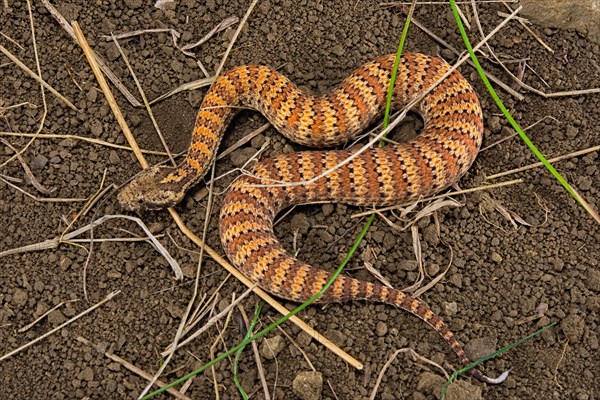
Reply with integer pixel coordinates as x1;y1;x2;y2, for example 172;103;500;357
117;166;183;211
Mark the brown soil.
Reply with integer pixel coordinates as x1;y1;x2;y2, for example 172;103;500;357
1;1;598;399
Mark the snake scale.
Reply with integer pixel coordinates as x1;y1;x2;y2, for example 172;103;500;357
118;52;508;384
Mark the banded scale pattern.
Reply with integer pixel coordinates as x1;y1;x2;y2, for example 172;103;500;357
119;53;507;384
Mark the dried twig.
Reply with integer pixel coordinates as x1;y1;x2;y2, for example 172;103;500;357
161;286;256;357
180;16;239;53
412;242;453;298
369;348;450;400
408;16;524;100
0;0;50;171
238;304;271;400
76;336;192;400
72;22;148;168
0;131;171;156
18;299;80;333
111;34;176;165
486;145;600;180
0;31;25;50
214;0;259;78
0;291;121;362
41;0;142;106
480;115;559;152
1;138;55;194
271;319;316;371
0;176;83;203
0;214;183;279
209;293;237;398
148;76;215;105
501;0;554;53
216;122;271;160
100;28;180;44
351;179;523;219
0;44;77;111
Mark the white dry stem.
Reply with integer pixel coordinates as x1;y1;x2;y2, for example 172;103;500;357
41;0;142;106
0;215;183;279
369;347;450;400
0;291;121;362
350;179;523;219
180;16;239;53
161;285;257;357
111;34;176;166
137;2;261;398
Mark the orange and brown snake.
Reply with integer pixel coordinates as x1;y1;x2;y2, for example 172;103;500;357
118;52;508;384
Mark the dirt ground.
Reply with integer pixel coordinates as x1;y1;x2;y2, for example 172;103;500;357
1;1;599;399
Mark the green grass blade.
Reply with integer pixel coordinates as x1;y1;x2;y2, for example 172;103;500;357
142;218;374;399
382;0;416;135
440;321;557;399
144;3;420;398
448;0;599;223
233;301;264;400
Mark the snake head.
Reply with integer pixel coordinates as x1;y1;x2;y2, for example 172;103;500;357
117;165;187;211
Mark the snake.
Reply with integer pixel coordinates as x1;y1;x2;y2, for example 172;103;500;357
118;52;508;384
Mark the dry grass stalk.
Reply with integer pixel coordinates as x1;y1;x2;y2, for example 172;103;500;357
471;1;591;102
111;34;176;166
272;318;316;371
412;242;453;298
0;131;170;156
148;76;215;105
0;214;183;280
486;144;600;180
18;299;80;333
552;340;569;389
0;175;84;203
0;291;121;362
180;16;239;53
209;293;237;399
76;336;192;400
363;245;394;289
71;22;148;168
237;304;272;400
480;115;559;152
409;16;524;100
501;0;554;53
0;31;25;50
0;44;77;111
161;286;255;357
351;179;523;219
0;0;50;172
214;0;259;78
41;0;142;106
100;28;180;43
369;348;450;400
216;122;271;160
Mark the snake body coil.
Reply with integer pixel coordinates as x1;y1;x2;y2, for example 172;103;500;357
119;53;507;384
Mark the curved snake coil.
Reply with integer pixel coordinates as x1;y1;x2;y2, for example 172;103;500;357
118;52;508;384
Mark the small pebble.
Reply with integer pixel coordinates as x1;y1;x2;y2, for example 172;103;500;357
30;154;48;170
292;371;323;400
261;335;286;359
464;337;497;360
375;321;388;337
